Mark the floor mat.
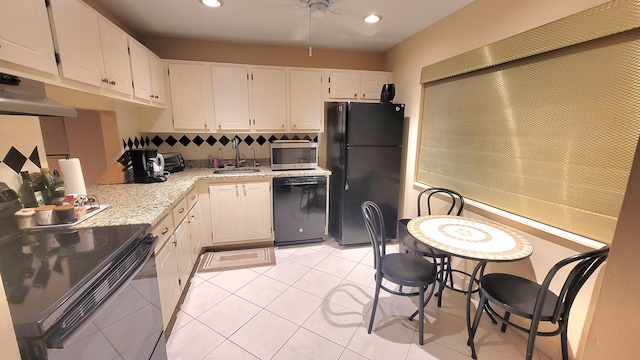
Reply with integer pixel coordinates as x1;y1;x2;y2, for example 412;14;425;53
197;247;276;273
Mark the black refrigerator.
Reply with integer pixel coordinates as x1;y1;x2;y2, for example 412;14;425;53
326;102;405;245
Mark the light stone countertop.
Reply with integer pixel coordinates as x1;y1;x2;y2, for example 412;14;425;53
74;166;331;229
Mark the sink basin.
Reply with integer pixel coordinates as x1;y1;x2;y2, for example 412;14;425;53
213;168;260;174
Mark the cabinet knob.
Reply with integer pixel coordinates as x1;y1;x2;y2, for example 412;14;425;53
161;227;169;235
155;95;159;99
293;124;296;128
110;80;116;85
102;78;109;83
354;93;357;97
150;94;154;99
179;208;185;214
218;125;221;129
281;124;284;128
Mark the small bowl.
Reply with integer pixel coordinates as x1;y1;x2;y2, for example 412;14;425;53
35;205;56;226
54;205;77;224
15;208;37;229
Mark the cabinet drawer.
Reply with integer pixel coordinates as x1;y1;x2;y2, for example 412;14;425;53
153;213;175;253
186;187;198;210
172;196;189;225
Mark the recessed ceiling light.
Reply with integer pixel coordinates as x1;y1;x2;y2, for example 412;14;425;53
364;14;381;24
200;0;223;8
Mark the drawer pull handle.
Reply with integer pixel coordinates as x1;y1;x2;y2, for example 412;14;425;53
161;227;169;235
179;208;185;213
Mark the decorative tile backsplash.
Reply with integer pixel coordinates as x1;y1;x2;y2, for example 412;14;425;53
122;133;318;151
0;115;49;190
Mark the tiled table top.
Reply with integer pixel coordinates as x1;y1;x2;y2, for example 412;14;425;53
74;166;331;229
407;215;533;262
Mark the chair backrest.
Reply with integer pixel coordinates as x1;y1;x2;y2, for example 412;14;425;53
417;188;464;216
362;201;386;270
536;246;610;324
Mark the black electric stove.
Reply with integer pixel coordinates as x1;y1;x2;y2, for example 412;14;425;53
0;183;166;359
0;225;148;337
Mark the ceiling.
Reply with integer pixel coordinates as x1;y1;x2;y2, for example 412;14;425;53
92;0;474;52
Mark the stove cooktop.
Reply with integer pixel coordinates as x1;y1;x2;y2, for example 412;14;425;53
0;225;149;338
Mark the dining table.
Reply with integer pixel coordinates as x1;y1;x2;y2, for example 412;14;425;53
407;215;534;359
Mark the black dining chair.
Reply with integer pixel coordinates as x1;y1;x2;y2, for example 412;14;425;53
469;246;610;360
362;201;438;345
398;187;464;307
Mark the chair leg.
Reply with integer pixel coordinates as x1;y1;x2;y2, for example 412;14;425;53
525;326;539;360
469;293;488;359
418;285;425;345
561;324;569;360
368;277;382;334
501;312;510;332
437;258;448;307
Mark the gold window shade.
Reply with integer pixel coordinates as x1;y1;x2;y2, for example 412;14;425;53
418;19;640;244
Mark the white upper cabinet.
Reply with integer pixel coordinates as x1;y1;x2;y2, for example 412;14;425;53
0;0;57;75
211;65;287;132
130;39;165;105
49;0;104;86
328;71;360;99
290;69;323;132
48;0;132;95
149;54;166;105
251;67;287;132
169;63;215;131
129;39;152;100
212;65;250;131
97;18;132;95
360;71;390;100
326;70;391;101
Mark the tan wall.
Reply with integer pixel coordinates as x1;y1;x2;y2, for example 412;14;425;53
384;0;617;358
141;36;387;71
583;134;640;358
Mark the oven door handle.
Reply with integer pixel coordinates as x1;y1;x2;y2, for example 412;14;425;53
45;235;157;349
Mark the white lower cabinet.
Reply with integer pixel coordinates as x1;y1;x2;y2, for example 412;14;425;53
174;219;192;291
188;205;202;261
209;181;272;244
153;188;202;330
155;234;179;330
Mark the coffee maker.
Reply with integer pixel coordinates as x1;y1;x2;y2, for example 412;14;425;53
129;149;167;183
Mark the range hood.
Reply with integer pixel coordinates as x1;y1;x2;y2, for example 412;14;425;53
0;73;77;117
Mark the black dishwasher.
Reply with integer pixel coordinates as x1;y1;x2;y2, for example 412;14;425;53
273;176;327;246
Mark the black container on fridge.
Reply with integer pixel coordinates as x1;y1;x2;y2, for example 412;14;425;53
326;102;405;245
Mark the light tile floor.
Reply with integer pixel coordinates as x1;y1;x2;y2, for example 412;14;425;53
166;240;555;360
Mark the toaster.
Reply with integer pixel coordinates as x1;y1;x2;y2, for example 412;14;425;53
161;152;185;173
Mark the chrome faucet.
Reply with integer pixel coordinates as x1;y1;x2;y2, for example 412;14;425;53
251;148;256;168
232;137;245;168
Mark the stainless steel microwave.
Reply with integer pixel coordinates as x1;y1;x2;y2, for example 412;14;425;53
270;141;318;170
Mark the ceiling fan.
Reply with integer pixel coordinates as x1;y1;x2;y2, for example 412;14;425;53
298;0;342;19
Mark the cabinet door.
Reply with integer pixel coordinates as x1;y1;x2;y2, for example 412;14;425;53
251;68;287;132
98;18;132;95
169;63;215;130
149;54;166;105
129;39;152;101
49;0;105;86
188;205;202;262
360;72;389;100
174;219;192;291
209;184;243;242
155;237;179;330
290;69;323;132
242;182;272;241
212;65;250;131
328;71;360;99
0;0;57;74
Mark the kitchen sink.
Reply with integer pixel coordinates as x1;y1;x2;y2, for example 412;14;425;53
213;168;260;174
